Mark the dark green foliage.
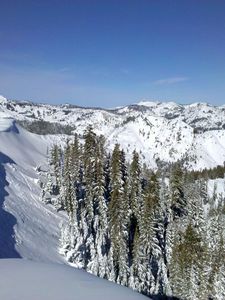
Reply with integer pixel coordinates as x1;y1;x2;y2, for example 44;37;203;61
174;224;203;269
109;144;129;282
18;120;75;135
170;163;187;219
189;164;225;180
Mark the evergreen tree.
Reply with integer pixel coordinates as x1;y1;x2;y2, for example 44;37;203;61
109;144;129;284
90;134;110;278
62;140;76;220
170;163;187;219
83;126;97;224
50;144;62;189
70;133;81;183
170;224;205;299
129;150;142;220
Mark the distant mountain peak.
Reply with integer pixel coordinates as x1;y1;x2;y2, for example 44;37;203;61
0;95;8;105
136;100;161;107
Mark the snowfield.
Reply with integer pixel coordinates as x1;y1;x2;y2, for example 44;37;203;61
0;117;67;262
0;259;147;300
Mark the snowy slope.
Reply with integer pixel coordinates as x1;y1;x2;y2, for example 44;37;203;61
0;259;147;300
0;115;149;299
1;95;225;170
1;97;225;299
0;116;67;262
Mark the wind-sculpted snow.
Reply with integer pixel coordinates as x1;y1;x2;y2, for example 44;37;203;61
0;117;18;133
0;259;148;300
1;96;225;170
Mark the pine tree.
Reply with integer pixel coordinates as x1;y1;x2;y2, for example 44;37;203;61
170;163;187;219
70;133;80;183
90;134;110;278
199;178;208;205
83;126;97;225
51;144;62;189
41;144;62;208
132;172;166;296
62;140;76;220
117;154;130;286
129;150;142;220
109;144;129;284
170;223;205;299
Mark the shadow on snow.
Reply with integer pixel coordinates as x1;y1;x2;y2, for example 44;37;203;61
0;152;21;258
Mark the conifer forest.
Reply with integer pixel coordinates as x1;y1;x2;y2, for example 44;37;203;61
41;126;225;300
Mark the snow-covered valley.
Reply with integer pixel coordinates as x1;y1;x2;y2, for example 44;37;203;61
1;96;225;299
1;95;225;170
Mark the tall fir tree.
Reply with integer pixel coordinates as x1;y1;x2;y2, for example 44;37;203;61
170;162;187;220
109;144;129;284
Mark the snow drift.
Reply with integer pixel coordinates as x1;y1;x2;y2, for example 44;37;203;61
0;259;147;300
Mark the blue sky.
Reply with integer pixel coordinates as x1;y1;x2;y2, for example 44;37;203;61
0;0;225;107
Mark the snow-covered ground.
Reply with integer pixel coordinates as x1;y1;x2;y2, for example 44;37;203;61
0;117;66;262
0;259;147;300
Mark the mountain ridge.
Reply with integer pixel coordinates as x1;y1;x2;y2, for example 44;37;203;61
1;95;225;171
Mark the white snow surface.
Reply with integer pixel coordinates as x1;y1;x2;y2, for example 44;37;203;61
0;259;147;300
0;95;7;106
0;117;67;262
136;100;161;107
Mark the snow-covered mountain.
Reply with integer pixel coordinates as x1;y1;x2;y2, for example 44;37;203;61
1;96;225;299
1;95;225;170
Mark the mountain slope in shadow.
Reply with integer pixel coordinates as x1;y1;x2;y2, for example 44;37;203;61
0;152;20;258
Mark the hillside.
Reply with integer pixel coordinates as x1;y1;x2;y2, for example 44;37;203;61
0;116;67;261
0;117;148;299
1;95;225;170
0;100;225;299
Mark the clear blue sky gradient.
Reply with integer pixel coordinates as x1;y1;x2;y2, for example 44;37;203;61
0;0;225;107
